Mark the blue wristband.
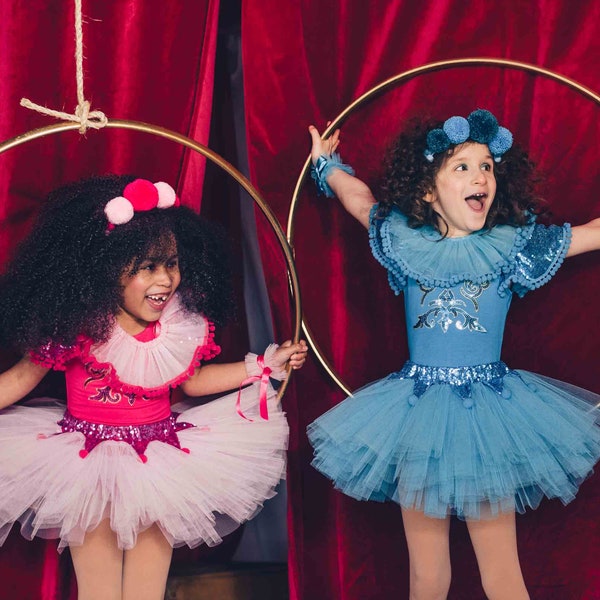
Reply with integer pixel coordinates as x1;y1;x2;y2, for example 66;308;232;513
310;153;355;198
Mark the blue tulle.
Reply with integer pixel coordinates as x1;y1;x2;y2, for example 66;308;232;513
308;370;600;520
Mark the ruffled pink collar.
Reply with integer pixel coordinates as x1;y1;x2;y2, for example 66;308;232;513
81;296;220;397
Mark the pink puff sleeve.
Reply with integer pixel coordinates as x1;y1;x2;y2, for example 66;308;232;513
29;341;80;371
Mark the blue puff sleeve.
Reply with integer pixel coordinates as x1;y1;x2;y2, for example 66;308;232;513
508;223;571;297
368;206;407;294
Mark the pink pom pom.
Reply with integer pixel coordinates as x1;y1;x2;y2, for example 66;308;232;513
123;179;159;211
104;196;134;225
155;181;178;208
104;179;179;232
79;449;89;459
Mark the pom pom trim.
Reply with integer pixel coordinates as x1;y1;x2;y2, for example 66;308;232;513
103;179;180;229
424;109;513;163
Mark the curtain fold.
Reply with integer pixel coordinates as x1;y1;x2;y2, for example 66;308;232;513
242;2;600;598
0;1;221;598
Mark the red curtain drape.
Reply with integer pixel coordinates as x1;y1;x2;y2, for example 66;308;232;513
0;1;221;598
242;2;600;598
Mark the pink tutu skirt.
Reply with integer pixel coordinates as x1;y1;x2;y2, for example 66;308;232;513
0;383;288;551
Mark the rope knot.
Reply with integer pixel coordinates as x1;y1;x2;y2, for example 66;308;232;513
75;100;90;125
19;0;109;134
74;101;108;133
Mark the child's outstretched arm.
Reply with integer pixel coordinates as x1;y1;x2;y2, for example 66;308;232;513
567;217;600;257
309;125;376;228
180;340;308;397
0;356;50;410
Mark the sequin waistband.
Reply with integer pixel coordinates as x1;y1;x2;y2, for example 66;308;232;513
390;360;515;408
57;410;195;463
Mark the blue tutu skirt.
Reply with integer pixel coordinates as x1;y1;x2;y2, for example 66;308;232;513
307;362;600;520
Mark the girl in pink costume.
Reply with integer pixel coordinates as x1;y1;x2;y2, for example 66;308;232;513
0;175;306;600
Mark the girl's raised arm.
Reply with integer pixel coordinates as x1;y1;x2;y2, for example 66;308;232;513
0;356;49;410
567;217;600;257
180;340;307;397
309;126;376;228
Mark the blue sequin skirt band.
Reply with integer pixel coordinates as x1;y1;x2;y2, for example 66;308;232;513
391;360;515;407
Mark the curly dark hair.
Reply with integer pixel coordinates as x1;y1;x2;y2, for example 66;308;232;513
0;174;234;352
376;118;544;234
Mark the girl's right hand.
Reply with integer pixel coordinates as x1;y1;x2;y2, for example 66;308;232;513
307;124;375;228
308;124;340;165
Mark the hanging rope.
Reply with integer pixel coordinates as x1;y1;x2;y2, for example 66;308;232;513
20;0;108;134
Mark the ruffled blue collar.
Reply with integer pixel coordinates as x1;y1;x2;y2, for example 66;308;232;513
369;205;535;293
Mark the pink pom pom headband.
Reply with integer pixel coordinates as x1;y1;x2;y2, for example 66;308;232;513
104;179;180;231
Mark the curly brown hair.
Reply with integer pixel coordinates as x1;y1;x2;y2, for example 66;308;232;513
0;175;235;352
375;118;544;234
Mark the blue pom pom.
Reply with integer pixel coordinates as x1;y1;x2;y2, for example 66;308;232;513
443;116;470;144
467;109;498;143
488;126;513;157
407;394;418;407
501;387;512;399
462;398;474;409
426;128;450;154
423;109;513;162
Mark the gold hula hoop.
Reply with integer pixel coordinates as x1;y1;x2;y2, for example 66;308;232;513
287;57;600;397
0;119;302;399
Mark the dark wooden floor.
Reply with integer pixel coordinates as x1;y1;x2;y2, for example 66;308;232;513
165;562;289;600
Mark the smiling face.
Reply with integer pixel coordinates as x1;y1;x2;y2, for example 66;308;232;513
116;235;181;335
425;142;497;237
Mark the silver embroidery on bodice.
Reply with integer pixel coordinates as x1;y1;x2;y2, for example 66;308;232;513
414;282;489;333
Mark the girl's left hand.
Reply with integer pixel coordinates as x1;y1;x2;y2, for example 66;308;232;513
308;124;340;165
272;340;308;370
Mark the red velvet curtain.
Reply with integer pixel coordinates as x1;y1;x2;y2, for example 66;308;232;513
242;2;600;598
0;1;221;598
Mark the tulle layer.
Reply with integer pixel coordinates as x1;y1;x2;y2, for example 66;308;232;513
308;370;600;519
0;383;288;550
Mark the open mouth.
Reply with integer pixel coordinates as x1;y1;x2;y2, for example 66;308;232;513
465;193;487;212
146;294;170;310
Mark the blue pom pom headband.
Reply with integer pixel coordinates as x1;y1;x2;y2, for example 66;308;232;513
424;109;513;163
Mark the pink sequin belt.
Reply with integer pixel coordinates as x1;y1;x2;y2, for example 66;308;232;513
57;410;195;463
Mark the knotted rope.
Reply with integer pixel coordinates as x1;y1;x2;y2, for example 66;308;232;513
20;0;108;134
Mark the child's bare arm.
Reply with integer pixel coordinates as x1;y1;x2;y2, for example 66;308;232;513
567;218;600;257
0;356;50;410
309;126;376;228
180;340;308;397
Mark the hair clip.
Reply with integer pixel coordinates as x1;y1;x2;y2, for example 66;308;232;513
424;109;513;163
104;179;180;230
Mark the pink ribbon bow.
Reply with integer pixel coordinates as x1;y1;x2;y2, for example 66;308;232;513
236;355;271;421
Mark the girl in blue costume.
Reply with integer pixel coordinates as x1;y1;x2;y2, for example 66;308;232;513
307;110;600;600
0;175;307;600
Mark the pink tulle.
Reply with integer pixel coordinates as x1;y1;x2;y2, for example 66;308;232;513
0;384;288;551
